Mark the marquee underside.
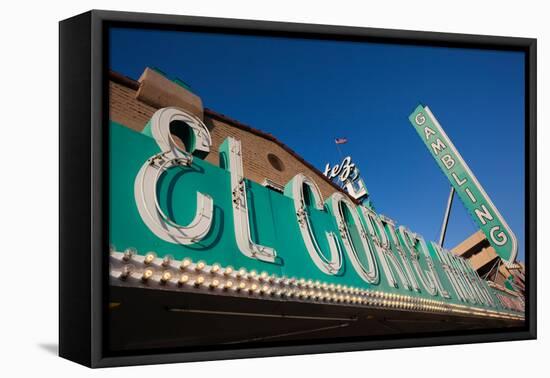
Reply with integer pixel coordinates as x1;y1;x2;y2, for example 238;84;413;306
108;285;523;353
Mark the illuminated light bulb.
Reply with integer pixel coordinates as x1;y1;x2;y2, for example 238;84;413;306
180;258;192;270
210;279;220;289
119;264;134;280
224;280;234;290
160;270;172;284
194;276;205;287
195;261;206;272
122;247;137;262
224;266;234;276
144;252;157;265
259;271;269;281
161;255;173;267
142;268;154;282
178;274;189;285
237;268;247;278
211;264;221;274
249;283;258;292
238;282;247;291
249;270;258;279
261;285;270;294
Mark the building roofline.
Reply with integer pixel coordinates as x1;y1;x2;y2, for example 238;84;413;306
110;70;140;90
109;69;359;204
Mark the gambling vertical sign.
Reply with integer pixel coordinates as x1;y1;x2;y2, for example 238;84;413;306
408;105;518;266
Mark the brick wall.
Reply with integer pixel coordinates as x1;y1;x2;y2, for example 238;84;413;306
204;118;339;200
109;79;346;202
110;81;156;132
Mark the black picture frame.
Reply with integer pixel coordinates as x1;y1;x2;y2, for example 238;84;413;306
59;9;537;368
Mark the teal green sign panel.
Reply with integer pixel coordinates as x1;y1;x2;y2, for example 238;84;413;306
408;105;518;266
109;120;521;316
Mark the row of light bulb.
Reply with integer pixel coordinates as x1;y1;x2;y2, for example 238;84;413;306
110;248;524;321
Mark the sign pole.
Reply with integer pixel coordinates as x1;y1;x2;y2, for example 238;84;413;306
438;186;455;248
335;142;344;159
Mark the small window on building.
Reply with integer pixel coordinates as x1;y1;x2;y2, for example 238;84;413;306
267;153;285;172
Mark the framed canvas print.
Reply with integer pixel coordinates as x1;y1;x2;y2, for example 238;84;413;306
59;10;536;368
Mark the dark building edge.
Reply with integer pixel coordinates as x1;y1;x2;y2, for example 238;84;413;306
59;11;93;367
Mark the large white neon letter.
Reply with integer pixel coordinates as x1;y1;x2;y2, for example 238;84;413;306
327;193;378;283
379;216;420;292
360;207;411;290
431;243;474;303
134;107;214;244
220;137;277;263
396;225;444;297
285;174;342;274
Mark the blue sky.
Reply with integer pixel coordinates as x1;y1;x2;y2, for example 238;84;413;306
110;28;526;262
